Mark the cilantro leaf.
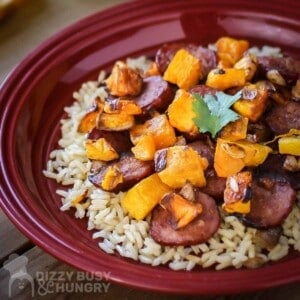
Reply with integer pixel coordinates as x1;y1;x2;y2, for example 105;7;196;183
192;90;242;138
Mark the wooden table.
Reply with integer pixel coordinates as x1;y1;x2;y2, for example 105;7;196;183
0;1;299;299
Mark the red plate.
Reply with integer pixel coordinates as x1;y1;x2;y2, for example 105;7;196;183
0;0;300;295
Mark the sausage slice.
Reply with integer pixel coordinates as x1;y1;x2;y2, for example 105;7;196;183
241;173;296;228
89;153;154;193
150;190;220;246
265;101;300;135
135;76;174;113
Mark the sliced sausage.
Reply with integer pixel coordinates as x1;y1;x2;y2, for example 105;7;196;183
155;43;217;77
265;101;300;134
150;190;220;246
134;76;175;113
189;84;218;97
201;168;226;200
241;173;296;228
89;153;154;193
188;140;215;167
258;56;300;86
88;128;133;153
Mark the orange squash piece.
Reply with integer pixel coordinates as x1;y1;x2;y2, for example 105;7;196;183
122;174;172;220
130;114;176;149
206;68;246;90
161;192;202;229
233;82;269;122
157;146;208;188
131;134;156;161
214;138;272;177
216;37;250;66
220;117;249;141
167;89;198;136
85;138;119;161
163;48;202;90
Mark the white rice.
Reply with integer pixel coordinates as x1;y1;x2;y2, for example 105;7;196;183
43;52;300;271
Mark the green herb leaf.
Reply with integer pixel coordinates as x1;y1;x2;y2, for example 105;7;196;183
192;90;242;138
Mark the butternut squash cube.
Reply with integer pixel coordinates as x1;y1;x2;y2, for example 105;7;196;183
233;83;269;122
167;89;198;135
104;99;142;115
156;146;208;188
85;138;119;161
161;192;202;229
97;112;135;131
216;37;250;66
206;68;246;90
163;48;202;90
122;174;172;220
220;117;249;141
130;114;176;149
131;134;156;161
214;138;272;177
78;110;99;133
223;171;252;214
278;136;300;156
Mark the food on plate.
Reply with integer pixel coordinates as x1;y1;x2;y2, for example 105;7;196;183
44;36;300;271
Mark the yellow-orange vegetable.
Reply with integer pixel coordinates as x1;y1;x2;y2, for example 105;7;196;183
223;171;252;214
157;146;208;188
278;136;300;156
71;190;88;206
233;82;268;122
122;174;172;220
220;117;249;141
206;68;246;90
104;99;142;115
216;37;250;66
85;138;119;161
101;165;123;191
131;134;156;161
98;112;135;131
167;89;198;135
223;201;250;214
214;138;272;177
161;193;202;229
163;48;202;90
78;111;99;133
130;114;176;149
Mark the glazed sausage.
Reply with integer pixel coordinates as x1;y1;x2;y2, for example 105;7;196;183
89;153;154;193
155;43;217;77
134;76;175;113
189;84;218;97
150;190;220;246
88;128;133;153
258;56;300;86
201;168;226;200
188;140;215;167
265;101;300;134
241;173;296;228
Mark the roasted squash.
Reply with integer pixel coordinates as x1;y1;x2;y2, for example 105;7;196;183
206;68;246;90
167;89;198;136
160;192;202;229
104;99;142;115
97;112;135;131
122;174;172;220
219;117;249;141
155;146;208;188
214;138;272;177
223;171;252;214
85;138;119;161
163;48;202;90
130;114;176;149
131;134;156;161
233;82;269;122
216;37;249;66
278;136;300;156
